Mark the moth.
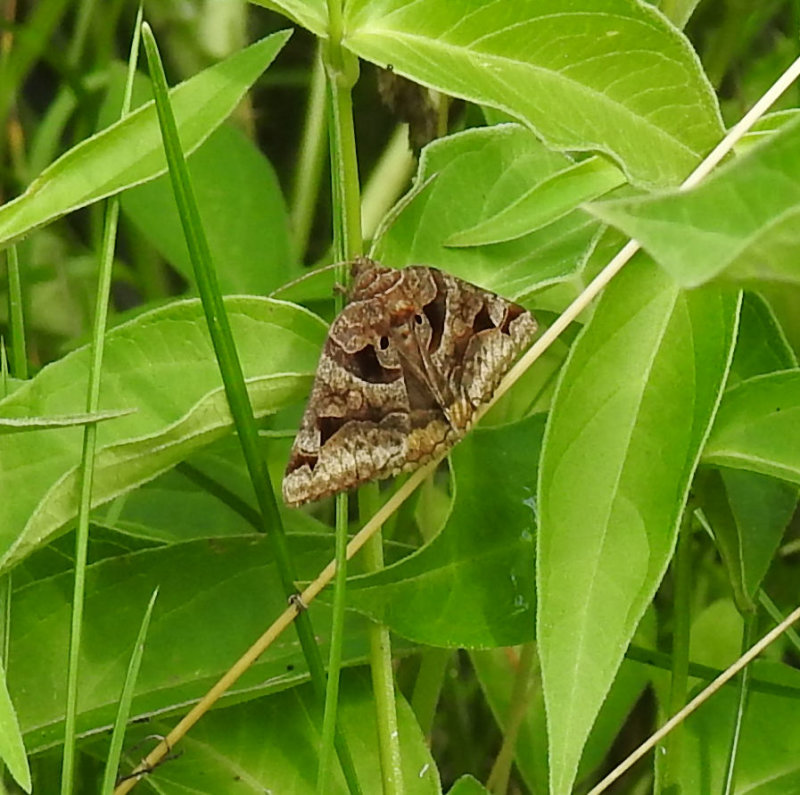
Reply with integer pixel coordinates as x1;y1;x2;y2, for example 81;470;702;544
282;258;537;507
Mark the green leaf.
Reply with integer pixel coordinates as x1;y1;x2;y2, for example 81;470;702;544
373;125;600;302
345;0;722;188
0;297;325;573
445;156;625;247
122;123;295;294
471;647;651;793
0;408;132;433
0;30;291;247
249;0;327;36
12;536;414;753
0;660;31;793
537;259;739;794
729;292;797;386
108;669;439;793
696;468;796;611
447;776;488;794
95;437;331;545
588;115;800;287
347;415;542;648
702;370;800;484
679;660;800;792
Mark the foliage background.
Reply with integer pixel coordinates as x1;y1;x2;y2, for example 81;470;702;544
1;1;800;793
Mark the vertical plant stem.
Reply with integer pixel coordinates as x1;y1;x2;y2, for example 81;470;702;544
60;13;142;794
141;22;362;795
318;0;363;786
5;246;26;379
721;613;755;795
290;43;327;262
659;512;693;794
486;643;536;794
411;648;451;741
362;485;404;795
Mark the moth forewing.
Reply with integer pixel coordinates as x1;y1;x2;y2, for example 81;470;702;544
282;258;537;507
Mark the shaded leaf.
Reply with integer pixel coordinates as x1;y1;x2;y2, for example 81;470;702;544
696;469;796;611
12;535;414;753
115;670;439;793
0;661;31;792
122;124;295;295
729;292;797;386
346;415;542;648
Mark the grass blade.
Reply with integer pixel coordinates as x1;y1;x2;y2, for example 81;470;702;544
101;588;159;795
60;8;143;793
140;21;362;794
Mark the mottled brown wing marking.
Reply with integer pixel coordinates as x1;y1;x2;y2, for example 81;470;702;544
282;258;537;507
420;272;447;354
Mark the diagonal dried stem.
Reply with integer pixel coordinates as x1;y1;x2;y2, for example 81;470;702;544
114;51;800;795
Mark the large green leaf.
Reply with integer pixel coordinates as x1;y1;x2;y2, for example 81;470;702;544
106;670;440;793
12;536;414;753
537;259;739;793
346;415;543;648
702;370;800;484
0;30;291;247
373;125;600;303
0;297;325;573
345;0;722;187
588;115;800;287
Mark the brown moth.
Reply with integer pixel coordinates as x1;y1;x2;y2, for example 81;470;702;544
282;258;537;507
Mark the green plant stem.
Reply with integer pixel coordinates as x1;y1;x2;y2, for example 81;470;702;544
411;648;451;740
5;246;27;379
317;490;351;795
625;642;800;699
486;643;536;794
60;15;142;795
659;513;693;795
290;43;327;262
318;1;363;787
142;23;361;795
361;485;404;795
721;613;755;795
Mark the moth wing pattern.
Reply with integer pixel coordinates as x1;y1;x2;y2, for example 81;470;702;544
282;258;537;507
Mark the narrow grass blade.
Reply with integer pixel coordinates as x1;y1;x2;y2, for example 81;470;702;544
60;8;143;793
101;588;159;795
140;21;362;794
